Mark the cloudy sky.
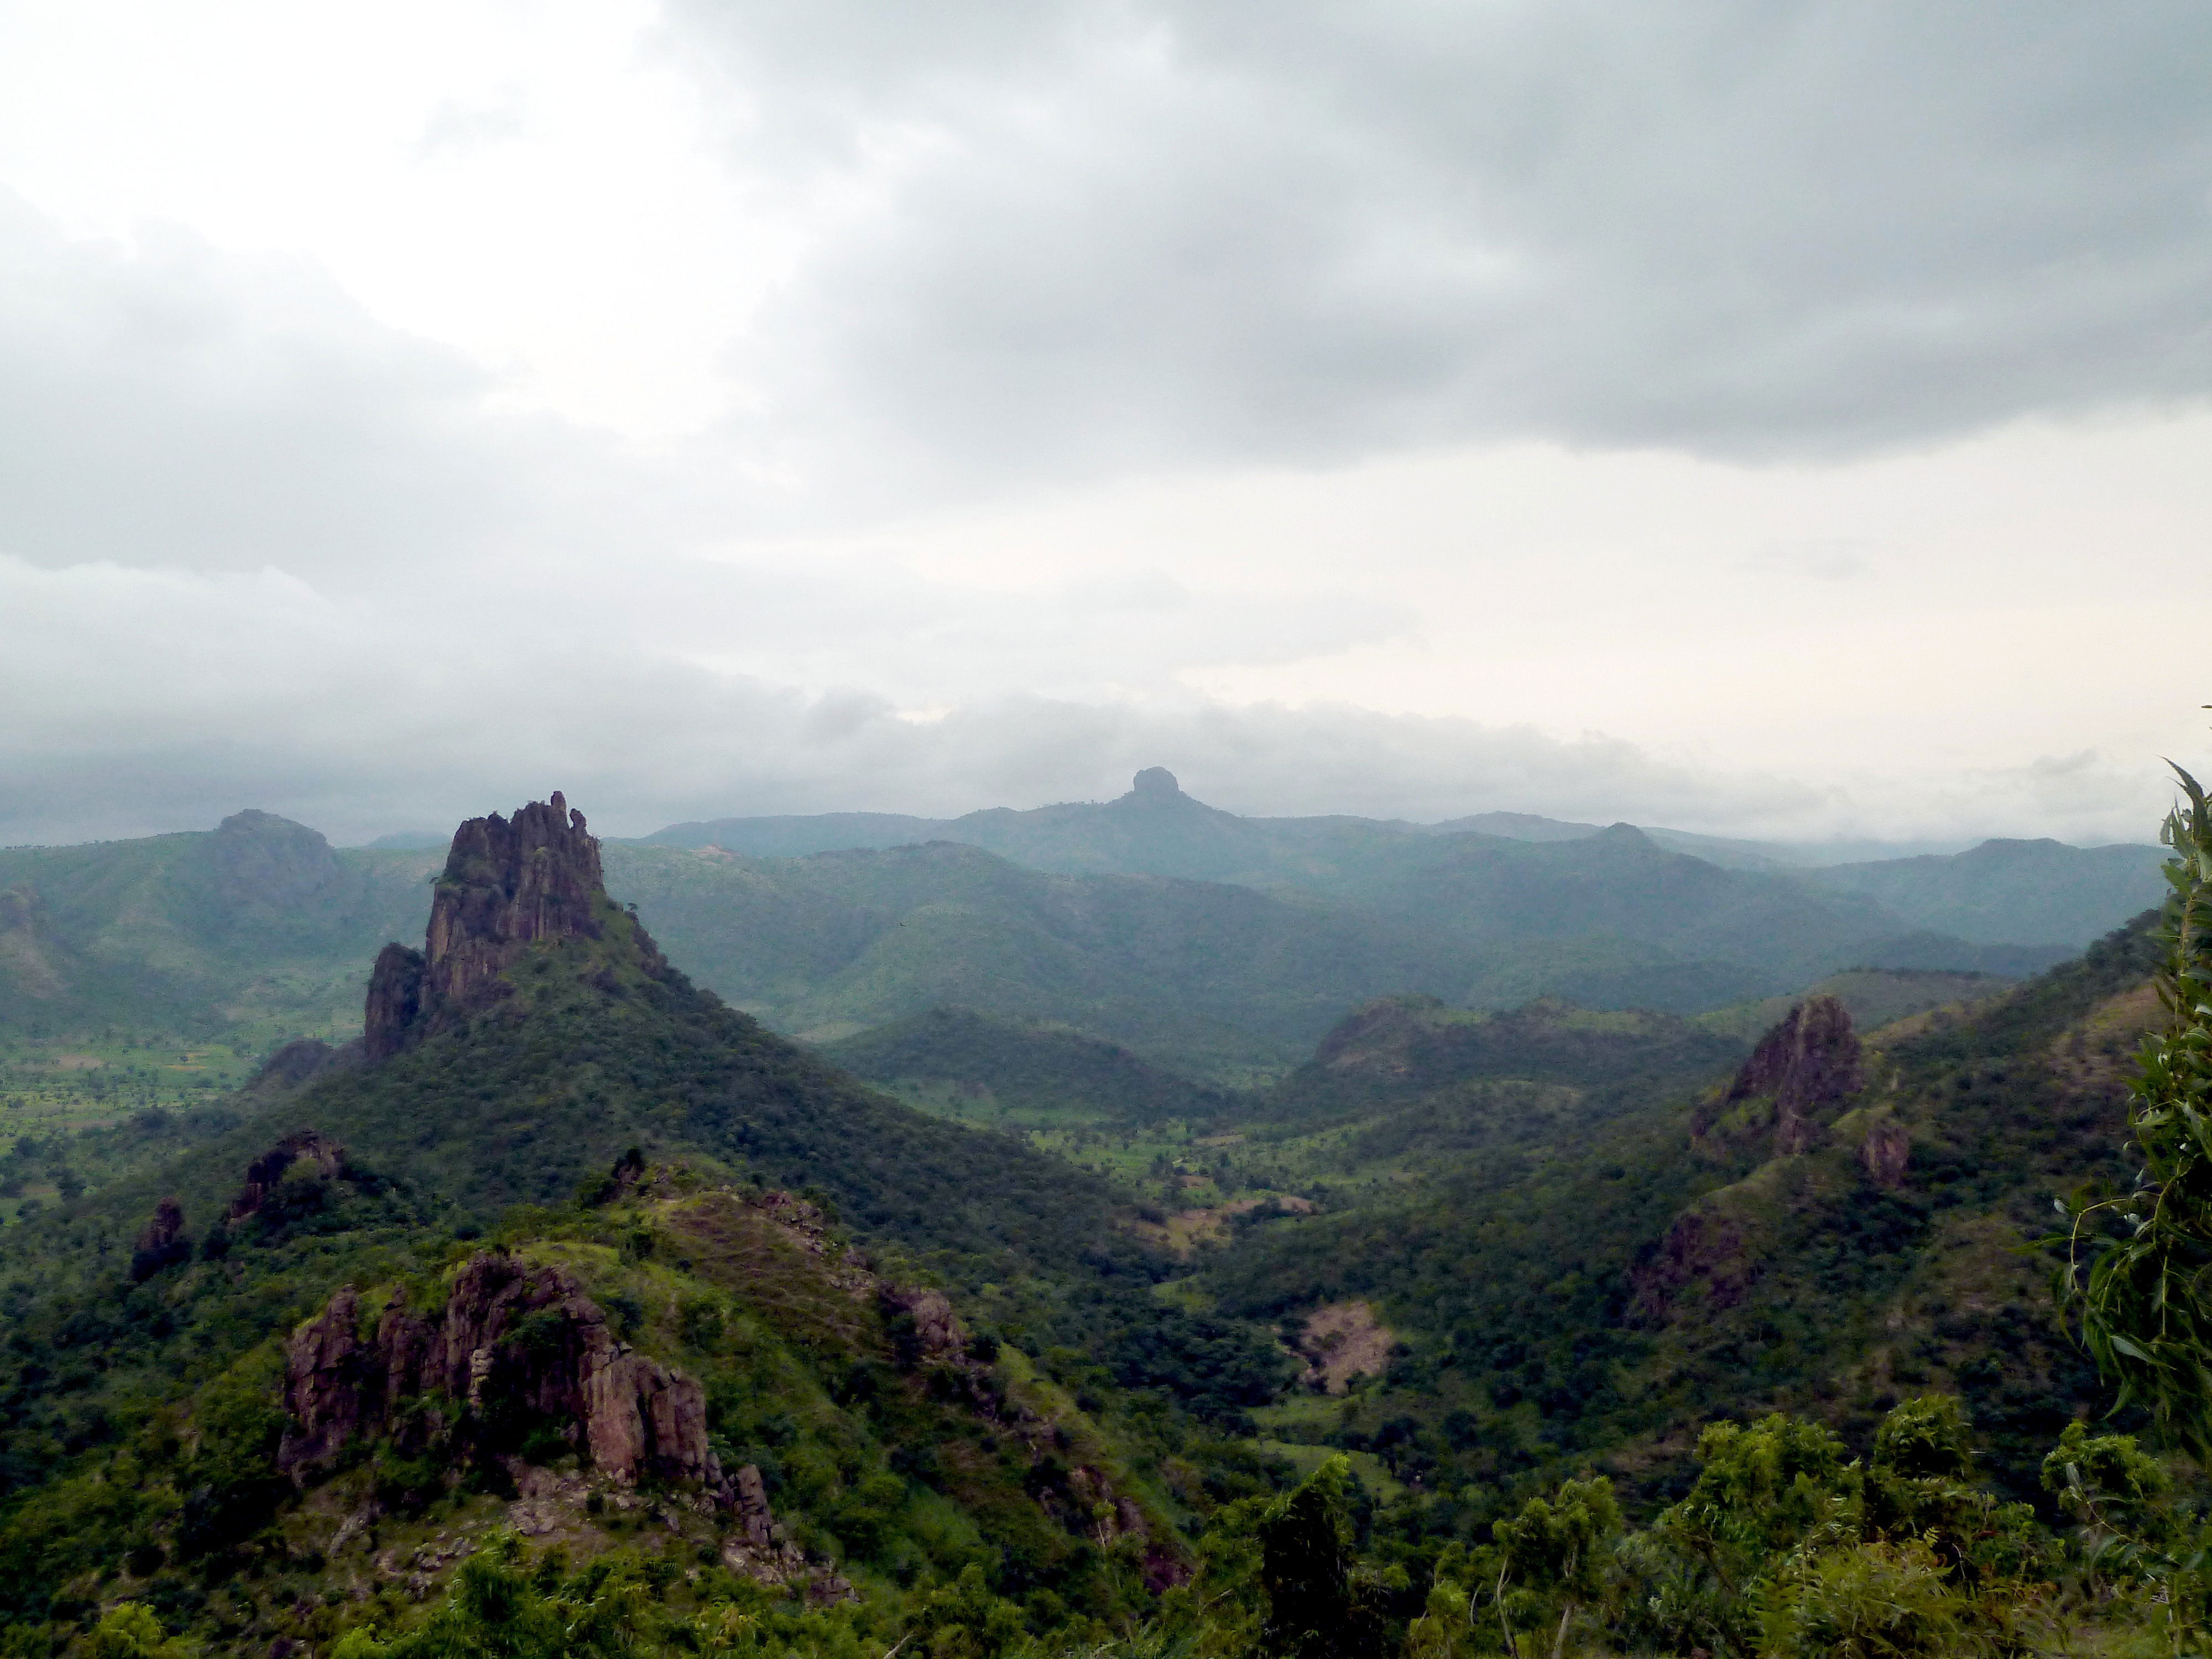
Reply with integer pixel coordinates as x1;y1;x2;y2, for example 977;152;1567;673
3;0;2209;848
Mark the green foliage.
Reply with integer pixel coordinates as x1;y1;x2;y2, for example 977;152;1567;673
823;1007;1232;1128
1258;1457;1376;1659
84;1603;191;1659
2061;763;2212;1462
1754;1537;1974;1659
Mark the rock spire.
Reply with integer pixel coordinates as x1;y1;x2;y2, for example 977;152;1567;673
1716;993;1864;1155
365;793;660;1059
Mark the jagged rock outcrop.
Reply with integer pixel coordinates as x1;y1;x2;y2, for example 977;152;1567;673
363;793;669;1059
129;1198;190;1282
279;1251;731;1503
1707;993;1864;1155
1860;1116;1912;1188
362;947;425;1061
230;1131;350;1220
1129;766;1182;802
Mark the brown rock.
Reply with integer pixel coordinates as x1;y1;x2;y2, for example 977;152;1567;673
129;1198;190;1282
363;946;425;1061
280;1287;370;1471
279;1251;730;1500
879;1284;968;1367
361;794;671;1058
732;1464;776;1549
1860;1117;1911;1189
1716;994;1864;1155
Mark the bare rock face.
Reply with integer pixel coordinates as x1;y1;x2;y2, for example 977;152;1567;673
230;1131;350;1220
279;1251;731;1503
0;885;67;1000
1714;993;1864;1155
362;946;426;1062
1860;1117;1912;1188
129;1198;190;1282
424;794;604;1011
363;793;669;1059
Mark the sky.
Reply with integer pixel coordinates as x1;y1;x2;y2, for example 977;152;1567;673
2;1;2209;848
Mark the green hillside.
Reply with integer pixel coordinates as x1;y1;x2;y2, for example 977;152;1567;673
1188;913;2167;1513
0;781;2203;1658
0;799;1294;1656
599;840;1482;1074
0;812;434;1043
820;1007;1234;1128
644;770;2153;964
1804;835;2171;946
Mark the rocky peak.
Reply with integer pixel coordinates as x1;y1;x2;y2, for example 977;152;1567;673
1717;993;1864;1155
1126;767;1183;802
365;793;664;1060
206;810;349;912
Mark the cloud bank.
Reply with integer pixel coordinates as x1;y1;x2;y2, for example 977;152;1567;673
680;0;2212;502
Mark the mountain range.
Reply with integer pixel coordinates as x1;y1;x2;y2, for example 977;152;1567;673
2;778;2161;1082
0;786;2186;1657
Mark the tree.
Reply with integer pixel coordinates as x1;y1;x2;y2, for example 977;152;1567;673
1258;1457;1378;1659
1491;1475;1623;1659
2062;762;2212;1460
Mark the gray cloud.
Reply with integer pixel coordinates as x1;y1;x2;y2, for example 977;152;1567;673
678;0;2212;497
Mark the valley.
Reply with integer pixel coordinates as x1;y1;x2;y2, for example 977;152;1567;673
0;783;2199;1657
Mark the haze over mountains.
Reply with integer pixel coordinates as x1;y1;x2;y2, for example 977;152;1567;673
3;774;2164;1079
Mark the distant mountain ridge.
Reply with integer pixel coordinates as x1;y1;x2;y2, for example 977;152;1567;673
642;769;2162;947
1;780;2155;1076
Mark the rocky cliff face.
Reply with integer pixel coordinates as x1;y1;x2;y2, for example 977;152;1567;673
1704;992;1864;1155
364;793;666;1059
280;1251;730;1500
0;885;67;1002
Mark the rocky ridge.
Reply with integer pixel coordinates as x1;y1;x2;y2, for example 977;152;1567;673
275;1172;1178;1599
280;1251;728;1496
